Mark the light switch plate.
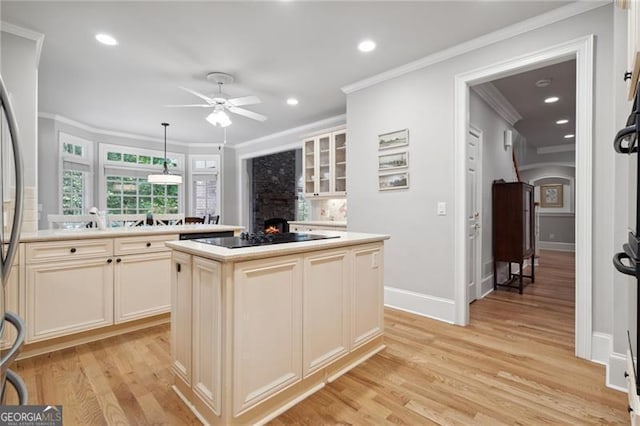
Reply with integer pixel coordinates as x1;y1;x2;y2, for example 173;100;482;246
437;202;447;216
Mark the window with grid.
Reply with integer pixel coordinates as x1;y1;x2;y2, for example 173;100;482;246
100;144;184;215
60;134;93;215
190;156;220;217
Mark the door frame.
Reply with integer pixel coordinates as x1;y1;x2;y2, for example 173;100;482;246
453;35;594;360
468;124;484;302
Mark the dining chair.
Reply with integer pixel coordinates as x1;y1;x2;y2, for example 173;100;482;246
48;214;97;230
184;216;205;224
206;214;220;225
152;213;185;226
108;214;146;227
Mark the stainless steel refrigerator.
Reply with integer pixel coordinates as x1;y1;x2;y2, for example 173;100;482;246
0;73;28;404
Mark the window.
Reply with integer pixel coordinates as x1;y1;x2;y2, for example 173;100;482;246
99;144;184;215
59;133;93;215
190;155;220;217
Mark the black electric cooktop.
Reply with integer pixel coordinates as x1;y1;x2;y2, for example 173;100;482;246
195;232;340;249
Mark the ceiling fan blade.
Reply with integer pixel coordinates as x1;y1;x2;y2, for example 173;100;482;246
179;86;214;104
164;104;213;108
228;106;267;122
228;95;261;107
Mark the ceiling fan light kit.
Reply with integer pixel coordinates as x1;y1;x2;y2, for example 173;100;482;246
148;122;183;185
165;72;267;129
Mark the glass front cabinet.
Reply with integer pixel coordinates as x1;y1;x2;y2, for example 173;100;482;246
303;129;346;198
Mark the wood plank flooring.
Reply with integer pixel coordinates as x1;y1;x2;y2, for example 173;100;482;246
5;250;627;424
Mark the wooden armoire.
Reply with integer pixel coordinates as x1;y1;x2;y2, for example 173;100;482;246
492;181;535;294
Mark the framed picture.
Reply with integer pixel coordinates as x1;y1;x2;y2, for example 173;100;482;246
540;184;563;207
378;151;409;171
379;171;409;191
378;129;409;150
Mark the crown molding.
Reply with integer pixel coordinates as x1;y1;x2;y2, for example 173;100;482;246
537;143;576;154
472;83;522;126
0;21;45;69
341;1;608;94
230;114;346;150
518;161;576;171
38;113;201;148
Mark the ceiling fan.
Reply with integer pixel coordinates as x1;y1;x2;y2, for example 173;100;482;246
166;72;267;127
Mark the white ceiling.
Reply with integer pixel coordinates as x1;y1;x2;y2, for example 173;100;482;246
1;1;574;146
491;59;576;149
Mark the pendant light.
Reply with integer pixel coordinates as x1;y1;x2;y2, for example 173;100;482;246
148;122;182;184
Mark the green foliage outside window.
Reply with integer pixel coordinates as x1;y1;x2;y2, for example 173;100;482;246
106;175;179;215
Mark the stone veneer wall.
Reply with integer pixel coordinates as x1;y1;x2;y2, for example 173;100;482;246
251;151;296;232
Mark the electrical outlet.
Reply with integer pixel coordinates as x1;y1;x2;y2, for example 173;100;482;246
549;233;555;240
437;202;447;216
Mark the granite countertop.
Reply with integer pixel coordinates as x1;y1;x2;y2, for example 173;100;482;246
165;231;388;263
288;220;347;227
19;224;244;243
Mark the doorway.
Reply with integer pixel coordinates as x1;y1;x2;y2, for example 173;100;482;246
453;36;594;359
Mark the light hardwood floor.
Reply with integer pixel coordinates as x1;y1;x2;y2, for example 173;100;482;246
5;250;628;424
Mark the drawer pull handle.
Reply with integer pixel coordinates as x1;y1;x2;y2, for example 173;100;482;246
146;242;151;247
107;258;113;264
116;258;122;263
625;371;630;378
177;263;181;273
70;248;77;253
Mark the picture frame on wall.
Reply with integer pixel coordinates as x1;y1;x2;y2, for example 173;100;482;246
378;129;409;150
540;184;563;207
378;171;409;191
378;151;409;171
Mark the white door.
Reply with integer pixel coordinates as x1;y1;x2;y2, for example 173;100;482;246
467;129;481;303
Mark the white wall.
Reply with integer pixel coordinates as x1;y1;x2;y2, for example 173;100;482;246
346;6;616;328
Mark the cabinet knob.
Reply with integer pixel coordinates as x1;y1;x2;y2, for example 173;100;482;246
116;258;122;263
107;258;113;264
146;242;151;247
70;247;77;253
625;371;630;378
177;263;181;273
624;71;633;81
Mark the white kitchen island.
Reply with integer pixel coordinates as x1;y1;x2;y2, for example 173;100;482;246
166;231;389;425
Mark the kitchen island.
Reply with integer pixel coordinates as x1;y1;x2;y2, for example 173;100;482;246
166;231;389;425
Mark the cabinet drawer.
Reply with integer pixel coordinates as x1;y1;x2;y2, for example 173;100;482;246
114;234;178;255
26;239;113;263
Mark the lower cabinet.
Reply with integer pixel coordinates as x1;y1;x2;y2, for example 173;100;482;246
191;257;223;414
171;251;192;387
302;249;349;377
351;245;384;348
114;251;171;323
26;257;114;341
233;256;303;416
1;265;20;349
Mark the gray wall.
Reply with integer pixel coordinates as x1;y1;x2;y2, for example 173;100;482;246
469;90;518;289
346;5;616;332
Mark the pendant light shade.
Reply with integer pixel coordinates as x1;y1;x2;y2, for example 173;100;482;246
206;108;232;127
148;122;182;184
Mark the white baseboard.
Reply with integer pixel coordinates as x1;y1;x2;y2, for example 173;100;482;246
608;351;628;392
480;274;494;298
384;286;455;324
537;241;576;252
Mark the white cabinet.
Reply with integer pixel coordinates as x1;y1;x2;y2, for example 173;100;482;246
622;0;640;99
192;257;223;414
171;251;192;387
302;249;349;377
303;128;347;197
114;251;171;323
351;244;384;348
26;257;114;341
232;256;302;416
1;265;20;349
290;224;347;232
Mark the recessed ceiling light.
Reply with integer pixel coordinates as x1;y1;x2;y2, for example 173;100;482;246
535;78;552;88
95;33;118;46
286;98;299;106
564;134;575;139
358;40;376;53
544;96;559;103
556;119;569;124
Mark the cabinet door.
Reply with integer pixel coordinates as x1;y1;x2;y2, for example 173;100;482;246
317;134;331;194
1;265;19;349
303;138;317;196
171;252;192;386
332;130;347;194
233;256;302;416
26;258;114;341
351;244;384;349
192;257;222;414
114;251;171;323
303;249;349;377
